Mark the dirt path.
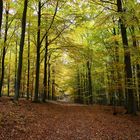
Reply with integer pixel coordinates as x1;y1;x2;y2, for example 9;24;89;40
46;100;88;106
0;97;140;140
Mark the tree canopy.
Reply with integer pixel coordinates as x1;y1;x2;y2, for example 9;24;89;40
0;0;140;115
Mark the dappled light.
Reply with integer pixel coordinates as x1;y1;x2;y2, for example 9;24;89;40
0;0;140;139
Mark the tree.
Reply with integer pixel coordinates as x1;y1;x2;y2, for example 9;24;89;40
117;0;137;114
0;2;9;97
27;18;31;100
7;50;11;96
34;0;41;102
14;0;28;101
42;35;48;102
0;0;3;36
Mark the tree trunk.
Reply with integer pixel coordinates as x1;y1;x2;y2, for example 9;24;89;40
47;61;51;100
80;66;84;104
34;0;41;102
87;60;93;104
7;50;11;96
14;41;18;92
0;3;9;97
52;67;55;100
27;19;30;100
14;0;28;100
77;69;81;103
0;0;3;91
85;68;89;104
31;56;35;101
117;0;137;114
21;69;26;98
0;0;3;36
83;68;87;104
42;35;48;102
137;64;140;110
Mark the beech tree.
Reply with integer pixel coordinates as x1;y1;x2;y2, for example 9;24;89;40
34;0;41;102
0;2;9;97
14;0;28;100
0;0;3;36
117;0;137;114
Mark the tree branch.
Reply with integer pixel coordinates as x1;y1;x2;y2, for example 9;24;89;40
40;0;59;46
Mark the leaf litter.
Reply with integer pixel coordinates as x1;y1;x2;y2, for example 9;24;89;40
0;97;140;140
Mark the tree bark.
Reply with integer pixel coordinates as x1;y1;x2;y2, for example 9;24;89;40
0;0;3;36
117;0;137;114
137;64;140;110
0;3;9;97
14;41;18;92
7;50;11;96
42;35;48;102
51;66;55;100
77;69;81;103
87;60;93;104
27;20;30;100
47;61;51;100
14;0;28;100
34;0;41;102
0;0;3;92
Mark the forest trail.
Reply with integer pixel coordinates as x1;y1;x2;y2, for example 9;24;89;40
46;100;88;106
0;97;140;140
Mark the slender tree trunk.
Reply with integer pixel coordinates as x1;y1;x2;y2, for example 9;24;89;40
42;35;48;102
31;72;34;101
85;68;89;104
0;0;3;36
80;66;84;104
107;67;112;105
34;0;41;102
77;70;80;103
0;0;3;86
47;61;51;100
52;67;55;100
21;69;26;98
83;68;87;104
14;41;18;91
0;3;9;97
31;55;35;101
117;0;136;114
7;50;11;96
14;0;28;100
87;61;93;104
27;20;30;100
137;64;140;110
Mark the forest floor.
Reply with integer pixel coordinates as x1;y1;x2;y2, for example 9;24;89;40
0;97;140;140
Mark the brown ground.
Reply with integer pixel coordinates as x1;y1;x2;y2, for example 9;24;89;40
0;97;140;140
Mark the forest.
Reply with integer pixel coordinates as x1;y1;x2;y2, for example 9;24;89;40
0;0;140;139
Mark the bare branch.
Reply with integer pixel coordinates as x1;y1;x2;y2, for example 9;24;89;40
40;0;59;46
49;23;72;45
